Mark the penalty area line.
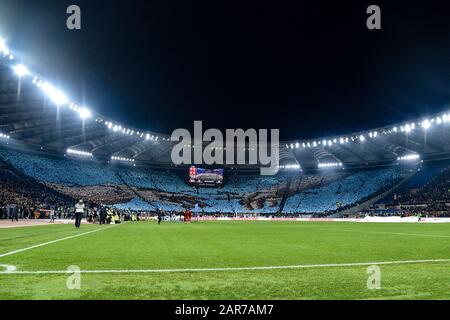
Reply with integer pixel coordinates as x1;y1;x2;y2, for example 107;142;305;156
0;225;118;259
1;258;450;275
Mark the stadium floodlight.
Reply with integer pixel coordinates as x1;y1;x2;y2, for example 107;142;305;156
12;64;30;77
359;135;365;141
295;142;299;148
318;162;343;169
0;133;11;140
279;163;300;170
436;117;442;124
404;124;411;133
67;148;93;157
146;133;150;140
41;82;69;106
397;154;420;161
78;107;92;119
421;119;431;129
111;156;135;162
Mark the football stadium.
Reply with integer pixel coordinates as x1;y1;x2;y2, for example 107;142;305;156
0;1;450;305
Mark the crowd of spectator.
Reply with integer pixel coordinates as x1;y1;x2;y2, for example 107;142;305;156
0;158;74;220
283;167;403;214
2;146;450;218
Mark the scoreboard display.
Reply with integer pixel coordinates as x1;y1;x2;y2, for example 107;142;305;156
189;166;223;186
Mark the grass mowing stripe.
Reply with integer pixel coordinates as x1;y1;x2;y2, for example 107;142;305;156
0;225;117;258
1;258;449;274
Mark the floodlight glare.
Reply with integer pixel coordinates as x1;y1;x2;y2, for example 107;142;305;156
78;107;92;119
12;64;30;77
421;119;431;129
404;124;411;133
0;39;9;55
397;154;420;161
41;82;69;106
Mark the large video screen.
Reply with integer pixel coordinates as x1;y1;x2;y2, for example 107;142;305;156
189;166;223;186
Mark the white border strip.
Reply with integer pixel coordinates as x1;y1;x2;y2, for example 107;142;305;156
319;228;450;238
0;225;116;258
1;259;449;274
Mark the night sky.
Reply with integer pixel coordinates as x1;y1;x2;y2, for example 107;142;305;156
2;1;450;140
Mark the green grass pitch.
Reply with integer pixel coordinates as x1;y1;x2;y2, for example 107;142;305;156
0;221;449;300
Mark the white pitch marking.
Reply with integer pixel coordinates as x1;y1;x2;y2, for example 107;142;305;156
0;225;117;259
1;259;449;275
0;264;17;272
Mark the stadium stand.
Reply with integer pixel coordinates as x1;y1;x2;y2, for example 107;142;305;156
283;168;403;215
0;148;120;186
4;144;450;219
376;160;450;205
2;144;450;218
0;155;73;219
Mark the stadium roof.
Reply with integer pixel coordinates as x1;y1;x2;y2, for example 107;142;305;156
2;39;450;170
